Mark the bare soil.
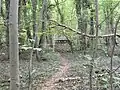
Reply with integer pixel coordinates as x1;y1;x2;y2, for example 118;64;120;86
37;53;70;90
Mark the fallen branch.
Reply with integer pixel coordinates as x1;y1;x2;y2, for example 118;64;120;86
49;20;120;38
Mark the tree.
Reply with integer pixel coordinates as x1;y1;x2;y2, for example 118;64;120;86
32;0;37;39
23;0;32;43
5;0;10;59
0;0;1;15
39;0;48;49
9;0;19;90
75;0;88;51
36;0;48;60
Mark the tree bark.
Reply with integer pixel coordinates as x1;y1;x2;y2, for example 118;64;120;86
18;0;21;31
5;0;10;59
0;0;1;16
39;0;48;48
32;0;37;39
9;0;19;90
75;0;88;51
23;1;32;42
90;0;99;89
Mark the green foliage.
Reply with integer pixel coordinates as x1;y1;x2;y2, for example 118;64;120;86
19;31;27;45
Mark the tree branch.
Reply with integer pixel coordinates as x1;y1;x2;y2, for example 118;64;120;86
49;19;120;38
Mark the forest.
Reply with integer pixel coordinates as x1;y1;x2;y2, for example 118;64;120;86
0;0;120;90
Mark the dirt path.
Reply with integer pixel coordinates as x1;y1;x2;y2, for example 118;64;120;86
37;53;69;90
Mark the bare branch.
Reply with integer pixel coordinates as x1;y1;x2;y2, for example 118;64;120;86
49;20;120;38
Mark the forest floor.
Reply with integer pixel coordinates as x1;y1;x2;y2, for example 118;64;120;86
0;50;120;90
36;51;120;90
35;52;91;90
37;53;70;90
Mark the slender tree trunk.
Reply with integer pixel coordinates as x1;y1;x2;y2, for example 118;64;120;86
89;0;99;90
9;0;19;90
23;1;32;42
103;7;110;46
1;0;4;18
95;0;99;51
94;0;99;90
75;0;82;49
28;0;37;89
110;15;120;90
5;0;10;59
47;1;54;51
36;0;48;60
89;9;94;35
54;0;64;23
89;7;95;90
108;6;114;56
32;0;37;39
75;0;88;51
39;0;48;48
0;0;1;16
89;9;94;90
18;0;21;31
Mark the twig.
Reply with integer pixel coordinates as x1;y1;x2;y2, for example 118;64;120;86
110;15;120;90
111;15;120;75
112;65;120;74
98;1;120;26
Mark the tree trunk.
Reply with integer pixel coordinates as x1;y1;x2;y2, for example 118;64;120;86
18;0;21;31
108;7;114;57
110;15;120;90
38;0;48;48
23;1;32;42
89;0;99;90
5;0;10;59
28;0;37;89
0;0;1;16
36;0;48;60
54;0;64;23
89;9;95;90
75;0;87;51
9;0;19;90
32;0;37;39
